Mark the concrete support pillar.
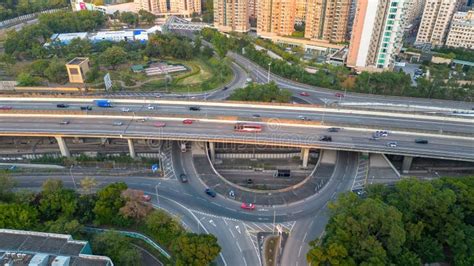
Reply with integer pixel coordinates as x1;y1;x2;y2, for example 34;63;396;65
128;139;136;159
209;142;216;162
55;136;70;158
301;148;310;168
402;156;413;174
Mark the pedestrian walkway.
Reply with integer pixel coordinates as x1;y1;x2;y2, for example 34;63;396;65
351;154;368;191
161;141;177;180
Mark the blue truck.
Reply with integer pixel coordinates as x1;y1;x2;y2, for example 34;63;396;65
94;99;112;108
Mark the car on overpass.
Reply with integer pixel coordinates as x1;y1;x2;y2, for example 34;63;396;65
327;127;340;132
415;139;429;144
241;203;255;210
189;106;201;111
183;119;194;124
299;92;310;97
113;121;124;126
0;106;13;110
335;92;344;98
56;104;69;108
153;122;166;127
59;120;70;125
319;135;332;142
387;141;398;148
234;123;263;132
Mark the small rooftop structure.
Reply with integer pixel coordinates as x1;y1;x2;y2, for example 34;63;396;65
66;57;90;84
0;228;113;266
49;32;88;45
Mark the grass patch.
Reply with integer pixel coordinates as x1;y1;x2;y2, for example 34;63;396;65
264;235;280;266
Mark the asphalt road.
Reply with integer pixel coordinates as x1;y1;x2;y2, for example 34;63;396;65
9;144;360;266
229;52;474;111
1;99;473;135
0;116;472;161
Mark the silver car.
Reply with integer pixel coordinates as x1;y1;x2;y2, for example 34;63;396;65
113;121;124;126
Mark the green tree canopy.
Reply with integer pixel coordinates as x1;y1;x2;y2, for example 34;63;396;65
0;203;38;230
171;233;221;266
229;81;292;103
92;231;142;266
39;179;78;221
100;46;128;70
93;182;129;226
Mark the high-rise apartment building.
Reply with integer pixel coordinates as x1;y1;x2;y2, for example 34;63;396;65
257;0;297;36
295;0;308;22
249;0;257;18
304;0;352;43
445;10;474;49
134;0;201;16
415;0;465;47
347;0;408;71
405;0;425;25
214;0;250;32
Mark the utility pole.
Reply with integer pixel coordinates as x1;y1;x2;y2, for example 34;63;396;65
267;62;272;83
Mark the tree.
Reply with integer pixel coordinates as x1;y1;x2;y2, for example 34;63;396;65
0;203;38;230
92;231;141;266
119;189;153;220
80;177;98;194
0;173;16;202
44;60;68;84
229;82;292;103
307;193;406;265
44;217;82;235
138;10;156;24
93;182;129;226
119;12;139;26
16;72;41;86
39;179;78;221
100;46;128;70
171;233;221;266
145;210;183;247
76;194;97;224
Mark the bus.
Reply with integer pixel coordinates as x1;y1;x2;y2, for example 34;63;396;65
234;123;263;133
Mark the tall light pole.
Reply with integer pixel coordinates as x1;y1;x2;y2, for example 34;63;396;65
267;63;271;83
69;165;77;190
155;182;161;205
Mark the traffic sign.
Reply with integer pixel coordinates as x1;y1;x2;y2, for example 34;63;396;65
104;73;112;91
151;163;159;173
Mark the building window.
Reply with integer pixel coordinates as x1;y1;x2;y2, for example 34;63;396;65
389;14;396;19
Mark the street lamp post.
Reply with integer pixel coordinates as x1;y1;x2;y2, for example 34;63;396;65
155;182;161;205
267;63;271;83
69;165;77;190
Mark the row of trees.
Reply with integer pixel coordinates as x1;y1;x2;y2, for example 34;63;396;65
229;82;292;103
115;10;156;26
202;28;473;101
307;177;474;266
0;0;67;21
0;174;221;265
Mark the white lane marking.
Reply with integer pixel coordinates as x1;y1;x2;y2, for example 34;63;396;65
228;228;235;238
243;257;248;266
236;242;242;252
298;245;303;257
303;232;308;242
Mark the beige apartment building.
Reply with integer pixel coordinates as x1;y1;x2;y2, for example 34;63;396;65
214;0;250;32
304;0;352;43
415;0;466;47
257;0;297;36
405;0;426;25
134;0;201;17
445;10;474;49
249;0;257;18
347;0;408;71
295;0;308;22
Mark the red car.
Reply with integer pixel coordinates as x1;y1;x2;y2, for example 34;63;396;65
183;119;194;124
335;92;345;98
153;122;166;127
142;195;151;202
0;106;13;110
299;92;310;96
241;203;255;210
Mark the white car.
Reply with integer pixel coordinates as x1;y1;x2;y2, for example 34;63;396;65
387;142;398;148
147;105;155;110
121;107;131;112
113;121;123;126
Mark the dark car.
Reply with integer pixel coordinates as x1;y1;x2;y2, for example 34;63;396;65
319;135;332;142
189;106;201;111
327;127;340;132
59;120;70;125
205;188;216;197
246;178;253;184
415;139;429;144
223;86;229;91
56;104;69;108
80;106;92;111
179;173;188;183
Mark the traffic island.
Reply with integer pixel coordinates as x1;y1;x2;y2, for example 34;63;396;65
263;235;280;266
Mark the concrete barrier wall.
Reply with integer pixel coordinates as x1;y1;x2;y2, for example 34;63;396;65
216;152;319;159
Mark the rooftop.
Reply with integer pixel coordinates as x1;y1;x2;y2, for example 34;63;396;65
67;57;88;65
0;229;112;266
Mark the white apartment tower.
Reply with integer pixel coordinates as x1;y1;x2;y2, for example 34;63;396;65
415;0;466;47
347;0;408;71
